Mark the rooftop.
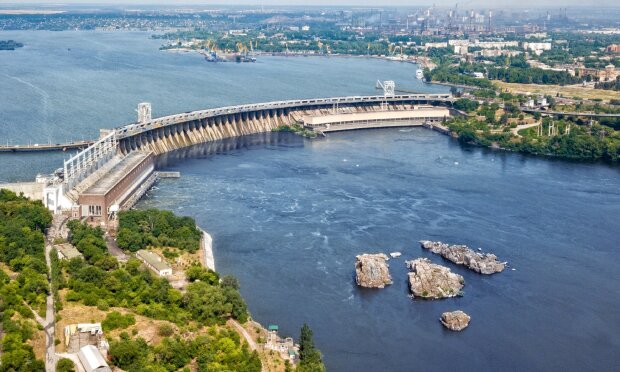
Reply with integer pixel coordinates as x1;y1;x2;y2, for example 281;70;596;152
55;243;82;260
82;152;150;196
78;345;111;372
136;249;172;273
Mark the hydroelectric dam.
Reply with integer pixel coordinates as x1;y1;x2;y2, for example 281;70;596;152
1;92;455;227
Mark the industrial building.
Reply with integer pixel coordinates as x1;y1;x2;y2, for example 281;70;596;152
136;249;173;276
303;106;450;132
76;151;155;225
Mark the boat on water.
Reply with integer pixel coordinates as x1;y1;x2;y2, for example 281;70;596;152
389;252;402;258
415;69;424;79
204;50;226;62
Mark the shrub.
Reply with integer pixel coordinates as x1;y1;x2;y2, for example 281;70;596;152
56;358;75;372
102;311;136;332
97;300;110;311
157;323;175;337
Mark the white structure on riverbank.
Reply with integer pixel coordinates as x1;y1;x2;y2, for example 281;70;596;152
201;228;216;271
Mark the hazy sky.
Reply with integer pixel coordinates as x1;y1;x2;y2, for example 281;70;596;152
3;1;615;8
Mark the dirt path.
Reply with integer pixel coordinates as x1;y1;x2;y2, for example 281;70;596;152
512;122;540;136
228;319;257;351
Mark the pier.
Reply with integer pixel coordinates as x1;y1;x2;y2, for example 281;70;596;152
0;140;94;152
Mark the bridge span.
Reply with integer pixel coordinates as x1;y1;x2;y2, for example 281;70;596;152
522;108;620;119
17;94;455;227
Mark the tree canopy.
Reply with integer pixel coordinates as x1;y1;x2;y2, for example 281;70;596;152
117;209;202;252
0;189;51;371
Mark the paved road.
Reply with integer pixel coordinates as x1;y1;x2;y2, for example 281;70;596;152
41;215;70;371
43;241;56;372
105;236;128;262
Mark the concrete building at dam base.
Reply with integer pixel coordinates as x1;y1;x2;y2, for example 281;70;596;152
2;93;454;228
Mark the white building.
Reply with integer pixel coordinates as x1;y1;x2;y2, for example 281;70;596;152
56;244;83;260
523;42;552;55
78;345;111;372
423;42;448;50
136;250;173;276
475;41;519;49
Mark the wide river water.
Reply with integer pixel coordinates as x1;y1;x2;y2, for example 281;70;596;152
1;31;619;371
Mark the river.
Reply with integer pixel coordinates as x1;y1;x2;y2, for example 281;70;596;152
1;31;619;371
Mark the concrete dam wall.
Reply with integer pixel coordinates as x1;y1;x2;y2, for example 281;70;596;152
117;101;449;155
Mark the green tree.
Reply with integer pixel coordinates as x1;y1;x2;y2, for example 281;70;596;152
109;337;149;370
56;358;76;372
298;323;325;371
183;282;231;324
102;311;136;332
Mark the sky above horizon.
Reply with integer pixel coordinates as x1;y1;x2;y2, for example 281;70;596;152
4;1;616;8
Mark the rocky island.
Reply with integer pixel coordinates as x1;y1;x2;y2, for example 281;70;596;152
420;240;506;274
440;311;471;331
406;258;464;299
355;253;393;288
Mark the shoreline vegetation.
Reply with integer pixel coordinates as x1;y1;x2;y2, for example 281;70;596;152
447;97;620;162
273;123;318;138
0;193;326;371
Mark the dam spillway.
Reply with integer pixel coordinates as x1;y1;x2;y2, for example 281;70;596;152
114;94;453;155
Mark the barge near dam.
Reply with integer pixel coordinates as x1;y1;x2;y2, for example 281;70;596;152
0;92;454;227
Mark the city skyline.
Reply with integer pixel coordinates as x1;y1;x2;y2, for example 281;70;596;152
4;1;618;8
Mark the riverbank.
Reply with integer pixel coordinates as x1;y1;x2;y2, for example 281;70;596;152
195;227;298;371
199;228;216;272
160;46;426;65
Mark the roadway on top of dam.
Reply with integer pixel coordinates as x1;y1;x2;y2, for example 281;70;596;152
0;94;453;154
115;94;454;139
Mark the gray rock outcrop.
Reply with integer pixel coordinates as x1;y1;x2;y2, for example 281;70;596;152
406;258;464;299
440;310;471;331
420;240;505;274
355;253;392;288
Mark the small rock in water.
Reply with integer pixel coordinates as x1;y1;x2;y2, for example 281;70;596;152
440;311;471;331
406;258;464;299
355;253;393;288
419;240;505;275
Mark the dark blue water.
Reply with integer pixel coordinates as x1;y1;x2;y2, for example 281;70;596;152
140;129;620;372
1;31;619;371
